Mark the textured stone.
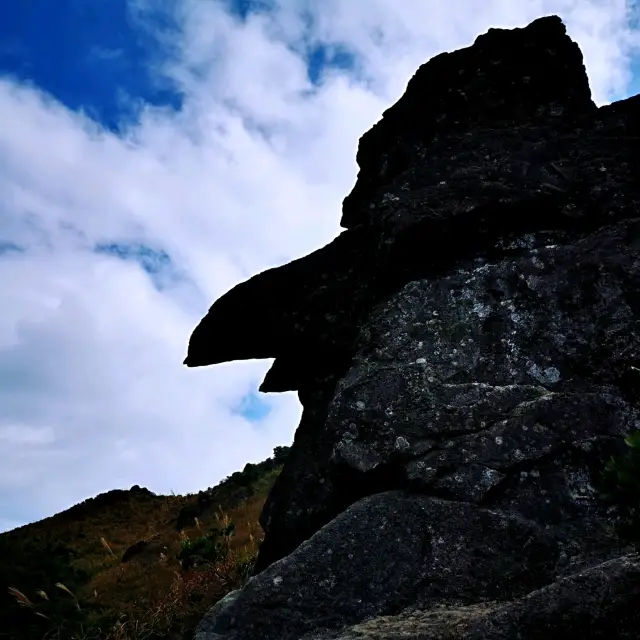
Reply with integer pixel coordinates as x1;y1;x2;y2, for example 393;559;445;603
194;492;558;640
186;14;640;640
328;554;640;640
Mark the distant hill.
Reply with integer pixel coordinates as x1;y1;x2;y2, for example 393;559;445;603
0;445;290;640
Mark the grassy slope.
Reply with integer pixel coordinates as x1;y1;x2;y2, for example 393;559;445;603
0;447;289;640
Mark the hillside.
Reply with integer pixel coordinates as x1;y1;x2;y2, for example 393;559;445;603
0;445;290;640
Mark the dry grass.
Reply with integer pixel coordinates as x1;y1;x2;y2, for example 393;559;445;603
6;495;267;640
1;457;286;640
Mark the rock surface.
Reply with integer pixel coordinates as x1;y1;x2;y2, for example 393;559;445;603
185;14;640;640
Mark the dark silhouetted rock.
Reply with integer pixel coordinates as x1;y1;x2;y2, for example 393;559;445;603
186;14;640;640
121;540;168;565
176;504;200;531
121;540;150;563
129;485;152;495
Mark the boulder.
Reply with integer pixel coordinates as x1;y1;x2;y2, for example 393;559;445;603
185;14;640;640
121;540;168;565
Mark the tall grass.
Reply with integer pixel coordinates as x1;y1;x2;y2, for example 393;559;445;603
7;500;263;640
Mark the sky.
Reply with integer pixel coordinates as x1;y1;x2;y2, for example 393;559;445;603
1;0;640;533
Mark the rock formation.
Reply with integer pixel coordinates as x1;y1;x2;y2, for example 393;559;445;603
184;15;640;639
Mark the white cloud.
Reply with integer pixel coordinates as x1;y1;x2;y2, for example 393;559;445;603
1;0;639;532
0;425;56;446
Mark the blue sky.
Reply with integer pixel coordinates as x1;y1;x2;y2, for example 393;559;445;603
0;0;356;132
0;0;182;132
1;0;640;532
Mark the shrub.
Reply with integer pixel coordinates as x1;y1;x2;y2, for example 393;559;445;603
178;523;236;571
597;429;640;545
272;446;290;465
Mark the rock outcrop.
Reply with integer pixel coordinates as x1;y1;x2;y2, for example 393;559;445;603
185;15;640;639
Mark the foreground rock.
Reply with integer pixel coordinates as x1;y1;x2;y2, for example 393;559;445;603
331;553;640;640
194;547;640;640
186;14;640;640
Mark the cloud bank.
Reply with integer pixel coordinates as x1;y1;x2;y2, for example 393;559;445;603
1;0;639;532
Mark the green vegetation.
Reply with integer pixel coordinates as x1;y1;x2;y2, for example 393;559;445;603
0;446;289;640
597;430;640;545
178;521;236;570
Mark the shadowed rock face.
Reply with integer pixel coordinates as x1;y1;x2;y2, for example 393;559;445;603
186;14;640;640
